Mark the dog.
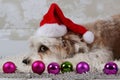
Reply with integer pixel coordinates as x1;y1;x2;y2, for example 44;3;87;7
0;14;120;73
19;14;120;73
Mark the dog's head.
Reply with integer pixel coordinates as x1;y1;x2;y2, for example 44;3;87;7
22;32;89;66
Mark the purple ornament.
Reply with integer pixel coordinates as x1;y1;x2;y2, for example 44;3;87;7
103;62;118;75
47;62;60;74
76;61;90;74
32;61;45;74
3;61;16;73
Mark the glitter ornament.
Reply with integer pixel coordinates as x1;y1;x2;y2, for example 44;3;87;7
47;62;60;74
3;61;16;73
32;61;45;74
103;62;118;75
76;61;90;74
61;61;73;73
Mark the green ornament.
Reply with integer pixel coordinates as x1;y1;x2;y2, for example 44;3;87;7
61;61;73;73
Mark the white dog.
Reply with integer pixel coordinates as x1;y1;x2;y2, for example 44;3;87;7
20;14;120;73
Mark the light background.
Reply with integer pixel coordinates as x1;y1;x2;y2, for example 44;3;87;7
0;0;120;56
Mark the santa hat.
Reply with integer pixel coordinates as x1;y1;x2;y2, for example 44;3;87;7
35;3;94;44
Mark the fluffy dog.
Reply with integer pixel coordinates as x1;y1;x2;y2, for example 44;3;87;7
21;14;120;72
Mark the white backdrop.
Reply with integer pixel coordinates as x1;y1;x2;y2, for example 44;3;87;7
0;0;120;56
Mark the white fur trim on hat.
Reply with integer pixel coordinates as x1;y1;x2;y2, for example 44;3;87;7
83;31;94;44
34;23;67;37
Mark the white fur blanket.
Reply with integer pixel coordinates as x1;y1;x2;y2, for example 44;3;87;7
0;71;120;80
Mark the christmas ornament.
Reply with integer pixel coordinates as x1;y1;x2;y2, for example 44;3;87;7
3;61;16;73
35;3;94;44
103;62;118;75
32;61;45;74
76;61;90;74
47;62;60;74
61;61;73;73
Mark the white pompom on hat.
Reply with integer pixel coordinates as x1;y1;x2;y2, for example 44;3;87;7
35;3;94;44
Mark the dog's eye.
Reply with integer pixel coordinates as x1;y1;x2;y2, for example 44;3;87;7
38;45;49;52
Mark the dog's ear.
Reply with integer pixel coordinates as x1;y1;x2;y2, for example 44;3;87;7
62;31;89;53
62;32;83;44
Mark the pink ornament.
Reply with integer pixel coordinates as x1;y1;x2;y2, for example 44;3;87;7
47;62;60;74
103;62;118;75
32;61;45;74
76;61;90;74
3;61;16;73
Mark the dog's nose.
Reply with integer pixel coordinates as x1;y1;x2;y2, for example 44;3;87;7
22;58;31;65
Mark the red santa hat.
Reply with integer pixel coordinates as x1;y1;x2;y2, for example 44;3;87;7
35;3;94;44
